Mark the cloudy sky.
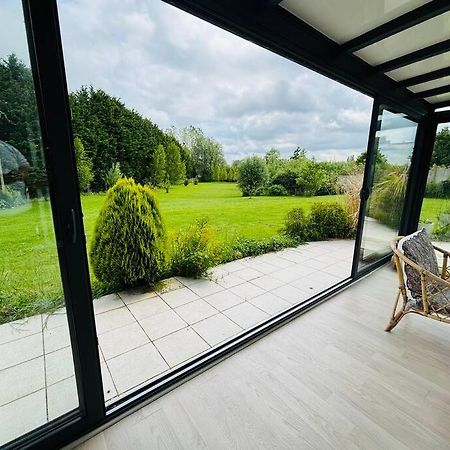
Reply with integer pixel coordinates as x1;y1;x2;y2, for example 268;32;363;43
3;0;374;162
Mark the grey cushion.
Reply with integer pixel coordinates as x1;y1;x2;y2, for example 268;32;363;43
398;229;439;307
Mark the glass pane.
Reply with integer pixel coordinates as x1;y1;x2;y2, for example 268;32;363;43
0;1;79;445
420;123;450;248
357;108;418;270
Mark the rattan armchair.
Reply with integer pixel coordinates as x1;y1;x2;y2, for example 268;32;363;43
386;236;450;332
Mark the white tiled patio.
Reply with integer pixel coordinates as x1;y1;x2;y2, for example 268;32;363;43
0;239;353;445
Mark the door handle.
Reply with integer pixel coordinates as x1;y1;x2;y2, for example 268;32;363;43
69;208;77;244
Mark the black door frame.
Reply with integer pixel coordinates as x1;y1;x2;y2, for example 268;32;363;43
5;1;104;449
351;100;426;279
4;0;440;448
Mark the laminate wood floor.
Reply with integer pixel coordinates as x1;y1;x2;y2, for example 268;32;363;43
73;266;450;450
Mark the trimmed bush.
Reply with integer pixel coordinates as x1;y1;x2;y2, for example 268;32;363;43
90;178;168;287
425;179;450;198
266;184;289;196
308;202;353;240
183;179;189;186
170;219;218;277
283;208;309;240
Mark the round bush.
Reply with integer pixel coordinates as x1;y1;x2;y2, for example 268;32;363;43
308;202;353;240
266;184;289;196
90;177;168;287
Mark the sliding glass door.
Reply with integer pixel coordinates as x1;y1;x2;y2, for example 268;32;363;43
1;1;103;448
353;105;418;275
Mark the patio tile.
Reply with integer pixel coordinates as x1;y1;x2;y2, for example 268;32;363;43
0;357;45;407
271;268;302;284
250;261;279;275
46;346;75;385
305;258;332;270
250;274;285;291
0;314;42;346
160;287;200;309
154;328;209;367
47;376;79;421
0;389;46;446
93;293;124;314
306;270;343;286
43;323;71;353
139;310;187;341
119;287;158;305
229;282;266;301
223;302;269;329
270;284;307;304
249;292;291;315
127;297;170;321
187;279;224;297
98;322;150;360
203;290;244;311
175;299;217;325
0;333;43;371
215;273;245;289
101;362;118;402
234;267;263;281
107;343;169;394
192;314;242;346
155;277;184;293
42;308;67;330
257;255;293;269
95;307;136;335
219;260;247;273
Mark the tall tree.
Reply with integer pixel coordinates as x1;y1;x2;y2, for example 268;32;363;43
165;141;185;184
178;126;225;181
152;144;166;187
74;137;94;192
432;127;450;167
0;54;43;168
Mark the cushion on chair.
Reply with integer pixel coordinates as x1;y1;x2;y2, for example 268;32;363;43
397;228;439;307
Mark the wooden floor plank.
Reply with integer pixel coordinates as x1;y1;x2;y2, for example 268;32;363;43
74;267;450;450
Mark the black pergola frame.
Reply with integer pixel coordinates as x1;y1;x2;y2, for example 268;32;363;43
5;1;450;448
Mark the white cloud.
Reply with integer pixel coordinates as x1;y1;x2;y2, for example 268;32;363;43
57;0;373;162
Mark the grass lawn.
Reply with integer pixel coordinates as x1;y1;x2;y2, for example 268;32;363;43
420;197;450;224
1;181;447;323
0;182;343;322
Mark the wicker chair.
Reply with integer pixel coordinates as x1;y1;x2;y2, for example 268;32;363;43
386;235;450;332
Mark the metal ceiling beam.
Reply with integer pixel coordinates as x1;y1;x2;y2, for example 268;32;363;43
341;0;450;53
413;83;450;98
164;0;431;118
396;66;450;87
432;100;450;110
374;38;450;74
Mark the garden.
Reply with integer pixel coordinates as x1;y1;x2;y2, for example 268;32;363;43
1;54;450;324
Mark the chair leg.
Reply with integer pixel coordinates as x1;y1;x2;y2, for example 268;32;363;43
384;289;405;332
384;310;404;332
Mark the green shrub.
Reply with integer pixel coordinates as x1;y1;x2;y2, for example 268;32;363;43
170;218;218;277
103;162;122;190
90;178;168;287
238;156;268;196
183;179;189;186
308;202;353;240
253;185;267;196
271;169;299;195
266;184;289;196
193;177;198;185
0;187;26;209
369;169;407;228
283;208;309;240
425;179;450;198
225;234;300;260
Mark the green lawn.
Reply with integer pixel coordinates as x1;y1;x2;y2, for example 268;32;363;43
1;181;448;323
